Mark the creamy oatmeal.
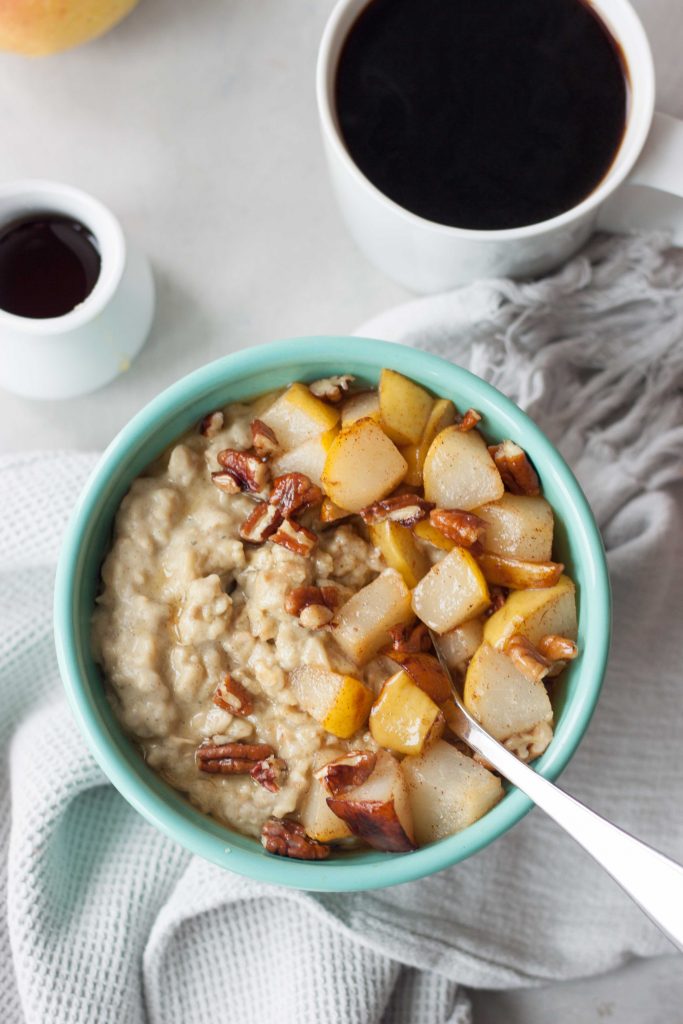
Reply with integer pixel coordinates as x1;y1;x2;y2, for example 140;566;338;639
93;369;579;859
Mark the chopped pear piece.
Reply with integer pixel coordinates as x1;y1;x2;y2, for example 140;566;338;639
333;568;414;664
483;575;577;649
402;398;457;486
412;547;490;634
369;519;431;588
475;494;554;562
478;552;564;590
289;665;373;739
271;428;337;488
260;383;339;449
438;618;484;673
423;426;504;510
319;497;350;524
321;418;408;512
379;368;434;445
326;749;416;852
300;748;353;842
413;519;456;552
403;740;503;843
370;670;444;755
464;642;553;742
341;390;381;426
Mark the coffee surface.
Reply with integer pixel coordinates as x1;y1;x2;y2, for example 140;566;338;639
0;214;101;319
336;0;627;230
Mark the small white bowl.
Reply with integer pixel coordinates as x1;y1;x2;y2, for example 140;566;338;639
0;179;154;400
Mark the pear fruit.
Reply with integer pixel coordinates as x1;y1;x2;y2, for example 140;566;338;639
0;0;139;57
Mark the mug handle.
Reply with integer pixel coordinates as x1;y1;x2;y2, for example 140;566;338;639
598;112;683;242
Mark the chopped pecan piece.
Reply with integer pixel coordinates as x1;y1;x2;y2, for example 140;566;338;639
240;502;283;543
250;755;287;793
211;470;242;494
488;440;540;496
286;585;340;630
216;448;270;493
455;408;482;432
250;418;280;458
537;634;579;662
316;751;377;796
269;472;323;518
299;604;334;629
197;742;275;774
199;410;224;438
484;585;508;617
308;374;355;403
504;634;551;683
271;518;318;556
213;674;254;717
387;621;432;654
360;493;434;527
261;817;330;860
504;721;553;762
430;508;487;548
285;585;341;616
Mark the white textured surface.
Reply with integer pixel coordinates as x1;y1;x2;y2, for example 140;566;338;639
1;2;683;1020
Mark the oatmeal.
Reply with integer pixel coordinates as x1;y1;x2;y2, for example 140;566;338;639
93;368;579;858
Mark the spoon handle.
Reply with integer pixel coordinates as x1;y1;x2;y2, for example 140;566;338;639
470;724;683;952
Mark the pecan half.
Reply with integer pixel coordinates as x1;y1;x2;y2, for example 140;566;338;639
271;518;318;556
216;448;270;493
504;634;551;683
250;418;280;458
316;751;377;796
240;502;283;543
488;440;540;496
213;675;254;717
537;634;579;662
269;472;323;518
261;817;330;860
430;508;487;548
360;493;434;527
387;621;432;655
285;585;340;616
455;408;482;432
308;375;355;403
251;755;287;793
199;410;224;438
197;742;275;774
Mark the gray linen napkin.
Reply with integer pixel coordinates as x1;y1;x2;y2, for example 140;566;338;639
1;232;681;1024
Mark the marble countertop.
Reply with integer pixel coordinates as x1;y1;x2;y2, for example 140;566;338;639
0;0;681;1012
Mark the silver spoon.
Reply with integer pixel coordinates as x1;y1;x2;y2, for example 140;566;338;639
428;630;683;952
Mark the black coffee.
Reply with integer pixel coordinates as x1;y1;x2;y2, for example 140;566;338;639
0;214;101;319
336;0;627;230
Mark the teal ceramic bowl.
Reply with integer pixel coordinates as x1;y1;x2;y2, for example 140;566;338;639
54;336;611;891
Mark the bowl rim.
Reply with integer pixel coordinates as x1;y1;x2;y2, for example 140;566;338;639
54;336;611;891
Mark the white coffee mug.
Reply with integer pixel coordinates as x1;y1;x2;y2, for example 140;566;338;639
0;180;154;400
317;0;683;293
